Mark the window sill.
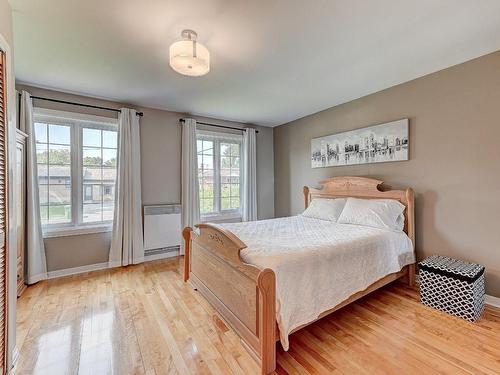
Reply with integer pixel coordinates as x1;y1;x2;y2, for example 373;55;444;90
201;214;242;224
43;224;113;239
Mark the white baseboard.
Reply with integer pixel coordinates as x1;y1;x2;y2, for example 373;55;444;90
108;260;122;268
9;345;20;372
46;253;181;280
144;250;180;262
47;262;111;279
485;294;500;308
27;272;49;284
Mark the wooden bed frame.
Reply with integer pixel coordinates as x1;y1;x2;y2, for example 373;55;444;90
183;176;416;374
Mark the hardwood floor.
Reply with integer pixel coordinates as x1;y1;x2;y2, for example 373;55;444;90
12;257;500;375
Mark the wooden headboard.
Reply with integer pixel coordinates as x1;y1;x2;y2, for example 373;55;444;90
303;176;415;245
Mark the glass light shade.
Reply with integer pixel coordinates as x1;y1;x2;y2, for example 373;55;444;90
169;39;210;77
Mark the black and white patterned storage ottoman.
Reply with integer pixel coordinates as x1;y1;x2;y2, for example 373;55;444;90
419;255;485;322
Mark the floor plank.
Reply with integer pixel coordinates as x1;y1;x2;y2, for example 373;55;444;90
11;257;500;374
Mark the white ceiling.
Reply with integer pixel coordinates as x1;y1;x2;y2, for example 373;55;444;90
11;0;500;127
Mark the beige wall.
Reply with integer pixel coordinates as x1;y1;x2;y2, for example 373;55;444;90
274;51;500;297
17;84;274;272
0;0;13;46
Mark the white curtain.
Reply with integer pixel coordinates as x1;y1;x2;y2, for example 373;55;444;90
109;108;144;266
21;91;48;284
180;118;200;255
242;128;257;221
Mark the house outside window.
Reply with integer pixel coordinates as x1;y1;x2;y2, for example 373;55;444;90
34;108;118;236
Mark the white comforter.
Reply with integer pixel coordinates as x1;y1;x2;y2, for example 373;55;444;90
221;216;414;350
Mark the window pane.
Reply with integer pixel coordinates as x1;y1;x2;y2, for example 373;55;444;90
103;184;115;201
36;144;48;163
83;184;102;203
83;184;93;201
35;123;47;143
83;148;102;166
221;184;230;198
102;167;116;182
40;206;48;225
48;165;71;184
37;164;48;184
33;114;120;228
83;128;101;147
102;202;114;221
221;142;238;157
231;143;240;157
39;185;48;205
103;130;117;148
201;181;213;198
202;154;213;170
49;185;71;204
197;137;244;217
49;145;71;164
221;197;230;210
200;198;214;214
230;184;240;197
230;197;240;209
49;124;70;145
102;149;117;167
83;203;102;223
35;117;74;228
83;167;102;183
220;169;231;184
199;180;212;198
201;140;213;155
81;126;117;225
220;143;229;157
221;156;230;168
231;157;240;168
48;205;71;224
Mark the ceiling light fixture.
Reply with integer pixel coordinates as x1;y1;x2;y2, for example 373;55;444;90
169;29;210;77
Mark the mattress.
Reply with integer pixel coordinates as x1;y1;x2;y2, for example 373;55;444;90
220;215;414;350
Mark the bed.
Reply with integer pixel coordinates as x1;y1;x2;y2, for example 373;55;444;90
183;176;416;374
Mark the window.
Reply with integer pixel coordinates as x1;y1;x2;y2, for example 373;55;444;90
197;131;242;220
82;127;117;223
34;109;118;235
36;122;72;225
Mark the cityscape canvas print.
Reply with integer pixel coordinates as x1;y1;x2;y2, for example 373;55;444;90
311;119;409;168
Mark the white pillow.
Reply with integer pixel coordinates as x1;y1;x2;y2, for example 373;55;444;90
301;198;347;222
337;198;405;231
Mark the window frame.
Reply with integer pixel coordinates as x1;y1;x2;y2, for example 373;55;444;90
33;108;118;237
196;132;242;222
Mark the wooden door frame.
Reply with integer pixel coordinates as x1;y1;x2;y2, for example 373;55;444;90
0;32;19;374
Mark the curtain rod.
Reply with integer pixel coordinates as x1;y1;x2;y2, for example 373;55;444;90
19;93;144;117
179;118;259;134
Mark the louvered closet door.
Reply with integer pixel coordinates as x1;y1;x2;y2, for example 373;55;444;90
0;51;8;375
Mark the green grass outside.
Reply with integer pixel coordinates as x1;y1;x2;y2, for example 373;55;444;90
199;184;240;214
40;205;71;224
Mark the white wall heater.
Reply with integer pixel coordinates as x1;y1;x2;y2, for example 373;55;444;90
143;204;181;258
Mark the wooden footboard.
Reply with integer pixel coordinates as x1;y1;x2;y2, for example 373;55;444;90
183;224;276;374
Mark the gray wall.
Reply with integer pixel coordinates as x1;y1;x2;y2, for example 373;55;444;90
17;84;274;271
274;51;500;297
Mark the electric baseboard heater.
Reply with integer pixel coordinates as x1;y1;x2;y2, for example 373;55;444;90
143;204;181;256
